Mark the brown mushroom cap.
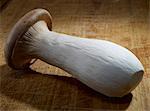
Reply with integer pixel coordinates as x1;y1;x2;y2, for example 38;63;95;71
4;8;52;70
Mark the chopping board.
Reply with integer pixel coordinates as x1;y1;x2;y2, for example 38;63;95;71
0;0;149;110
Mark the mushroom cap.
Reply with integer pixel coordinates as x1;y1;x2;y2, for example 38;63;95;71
4;8;52;70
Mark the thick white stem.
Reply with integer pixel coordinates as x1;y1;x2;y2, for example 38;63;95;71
23;21;144;97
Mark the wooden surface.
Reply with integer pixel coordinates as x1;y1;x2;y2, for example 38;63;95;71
0;0;149;110
0;0;9;8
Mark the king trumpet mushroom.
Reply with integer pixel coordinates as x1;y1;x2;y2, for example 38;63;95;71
4;9;144;97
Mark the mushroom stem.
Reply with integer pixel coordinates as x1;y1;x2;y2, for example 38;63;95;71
19;20;144;97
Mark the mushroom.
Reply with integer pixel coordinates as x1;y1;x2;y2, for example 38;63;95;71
4;9;144;97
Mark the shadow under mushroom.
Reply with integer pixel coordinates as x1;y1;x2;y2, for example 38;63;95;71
0;64;133;110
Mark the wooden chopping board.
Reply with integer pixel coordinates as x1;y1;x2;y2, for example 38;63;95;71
0;0;149;110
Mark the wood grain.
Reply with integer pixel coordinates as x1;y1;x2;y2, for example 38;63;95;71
0;0;149;111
